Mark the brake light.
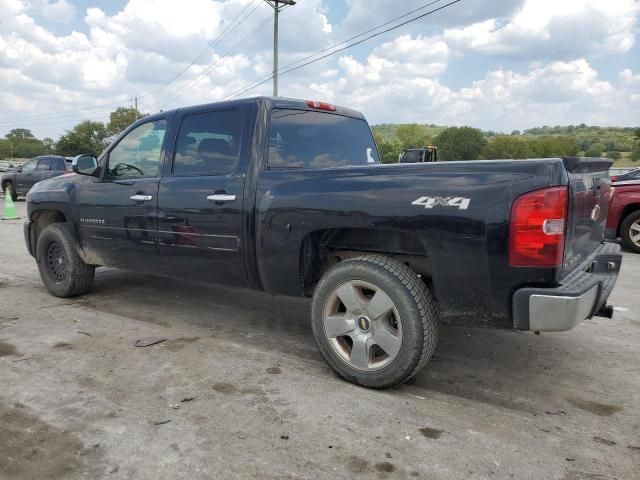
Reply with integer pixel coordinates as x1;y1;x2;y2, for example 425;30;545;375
306;100;336;111
509;186;568;267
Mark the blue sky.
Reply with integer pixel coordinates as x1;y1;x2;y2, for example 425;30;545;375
0;0;639;139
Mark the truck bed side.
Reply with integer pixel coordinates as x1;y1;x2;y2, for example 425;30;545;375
254;159;568;329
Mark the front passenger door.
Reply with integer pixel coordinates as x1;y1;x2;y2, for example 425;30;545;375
15;159;38;194
76;118;168;273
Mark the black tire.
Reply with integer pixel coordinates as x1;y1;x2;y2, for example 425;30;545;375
3;181;17;201
620;210;640;253
311;255;438;388
36;223;95;297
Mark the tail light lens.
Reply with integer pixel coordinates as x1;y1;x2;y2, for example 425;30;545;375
509;186;568;267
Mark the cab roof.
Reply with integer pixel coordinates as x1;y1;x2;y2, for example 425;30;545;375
157;96;365;121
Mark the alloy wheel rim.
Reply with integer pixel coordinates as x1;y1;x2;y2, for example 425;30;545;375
630;220;640;248
46;242;66;283
323;280;403;371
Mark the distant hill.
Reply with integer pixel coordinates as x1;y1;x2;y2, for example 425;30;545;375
371;123;640;166
372;123;638;152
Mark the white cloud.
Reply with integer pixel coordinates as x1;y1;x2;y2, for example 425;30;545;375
0;0;638;138
340;0;525;34
444;0;639;59
310;53;630;131
32;0;76;23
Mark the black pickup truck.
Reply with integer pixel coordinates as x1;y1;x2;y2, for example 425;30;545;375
24;97;622;388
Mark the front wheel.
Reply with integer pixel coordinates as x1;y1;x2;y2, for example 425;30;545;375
36;223;95;297
620;211;640;253
311;255;438;388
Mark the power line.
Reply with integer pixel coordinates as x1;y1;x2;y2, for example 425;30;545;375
156;6;285;110
144;0;263;101
0;0;264;127
225;0;462;101
0;98;133;127
224;0;448;100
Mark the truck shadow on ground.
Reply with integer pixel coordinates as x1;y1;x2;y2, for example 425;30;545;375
83;268;606;414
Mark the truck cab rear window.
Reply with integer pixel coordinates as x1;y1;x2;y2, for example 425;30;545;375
268;109;379;169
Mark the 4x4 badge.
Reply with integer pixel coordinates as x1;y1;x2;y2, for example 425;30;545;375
411;196;471;210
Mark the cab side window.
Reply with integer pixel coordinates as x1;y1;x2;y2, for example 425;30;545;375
172;110;243;177
107;120;167;179
21;159;37;172
36;158;52;171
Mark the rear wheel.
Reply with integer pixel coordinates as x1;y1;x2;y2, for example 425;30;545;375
36;223;95;297
311;255;438;388
2;181;17;201
620;211;640;253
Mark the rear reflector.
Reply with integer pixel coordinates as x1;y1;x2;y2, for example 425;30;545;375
306;100;336;111
509;186;568;267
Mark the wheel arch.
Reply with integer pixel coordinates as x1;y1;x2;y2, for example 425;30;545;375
28;209;68;258
299;227;433;296
618;203;640;236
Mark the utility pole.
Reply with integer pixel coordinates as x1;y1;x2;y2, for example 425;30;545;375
134;96;138;119
264;0;296;97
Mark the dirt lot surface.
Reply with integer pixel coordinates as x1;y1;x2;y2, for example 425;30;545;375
1;201;639;479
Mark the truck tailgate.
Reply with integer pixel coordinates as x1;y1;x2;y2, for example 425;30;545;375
560;157;613;278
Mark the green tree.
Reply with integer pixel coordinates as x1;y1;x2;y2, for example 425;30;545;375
6;128;35;140
395;124;430;149
373;131;402;163
1;129;47;158
585;142;604;157
433;126;486;161
481;136;532;159
631;149;640;162
607;151;621;160
107;107;146;137
42;137;55;153
55;120;108;157
529;136;579;157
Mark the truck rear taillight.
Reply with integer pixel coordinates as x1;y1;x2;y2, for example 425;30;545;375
509;186;568;267
306;100;336;111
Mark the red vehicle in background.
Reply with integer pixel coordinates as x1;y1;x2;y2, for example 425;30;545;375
607;168;640;253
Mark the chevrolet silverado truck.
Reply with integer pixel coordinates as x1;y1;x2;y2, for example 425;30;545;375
24;97;622;388
606;169;640;253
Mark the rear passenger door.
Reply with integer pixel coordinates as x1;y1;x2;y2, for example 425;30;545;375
157;108;249;286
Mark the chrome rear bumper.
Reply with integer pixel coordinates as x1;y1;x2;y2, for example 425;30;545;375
512;242;622;332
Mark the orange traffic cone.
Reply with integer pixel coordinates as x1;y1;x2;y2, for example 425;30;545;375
2;192;18;220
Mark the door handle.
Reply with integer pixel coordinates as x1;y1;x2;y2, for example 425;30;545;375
130;194;153;202
207;194;236;202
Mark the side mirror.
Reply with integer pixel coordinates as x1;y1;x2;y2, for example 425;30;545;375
16;165;23;172
72;154;98;176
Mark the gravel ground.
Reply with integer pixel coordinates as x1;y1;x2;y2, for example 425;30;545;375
1;201;639;480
